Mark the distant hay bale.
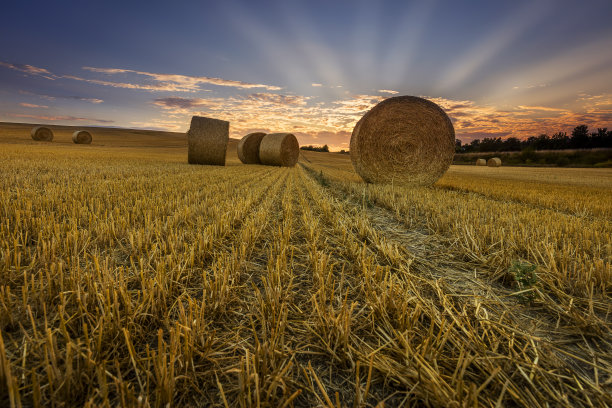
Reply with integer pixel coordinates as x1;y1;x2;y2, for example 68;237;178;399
487;157;502;167
237;132;266;164
259;133;299;167
350;95;455;185
72;130;92;144
187;116;229;166
476;158;487;166
31;126;54;142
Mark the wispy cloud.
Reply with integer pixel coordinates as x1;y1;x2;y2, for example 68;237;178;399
311;83;322;87
0;61;57;80
378;89;398;94
10;113;114;124
81;66;282;92
20;103;48;109
19;90;103;104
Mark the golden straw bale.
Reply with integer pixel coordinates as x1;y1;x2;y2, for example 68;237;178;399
259;133;300;167
476;158;487;166
350;95;455;185
72;130;92;144
487;157;502;167
237;132;266;164
31;126;54;142
187;116;229;166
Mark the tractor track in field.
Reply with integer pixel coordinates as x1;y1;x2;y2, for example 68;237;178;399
299;163;612;391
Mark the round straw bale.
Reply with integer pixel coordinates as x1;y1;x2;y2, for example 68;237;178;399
487;157;502;167
259;133;299;167
187;116;229;166
72;130;92;144
475;158;487;166
31;126;54;142
350;95;455;185
237;132;266;164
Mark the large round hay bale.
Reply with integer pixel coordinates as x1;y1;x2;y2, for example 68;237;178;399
259;133;299;167
72;130;92;144
237;132;266;164
475;158;486;166
31;126;54;142
487;157;502;167
349;95;455;185
187;116;229;166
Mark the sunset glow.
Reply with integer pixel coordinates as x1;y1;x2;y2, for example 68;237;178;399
1;0;611;150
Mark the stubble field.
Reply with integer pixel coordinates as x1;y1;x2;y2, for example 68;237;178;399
0;123;611;407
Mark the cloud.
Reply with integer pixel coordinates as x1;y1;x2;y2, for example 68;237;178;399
246;93;308;106
80;66;282;92
311;83;322;87
517;105;569;112
20;103;48;109
0;61;57;80
10;113;114;124
153;97;213;109
378;89;398;94
19;90;103;104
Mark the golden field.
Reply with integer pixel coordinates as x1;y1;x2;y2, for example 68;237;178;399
0;122;611;407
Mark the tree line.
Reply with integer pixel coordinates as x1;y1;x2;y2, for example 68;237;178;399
456;125;612;153
301;144;330;152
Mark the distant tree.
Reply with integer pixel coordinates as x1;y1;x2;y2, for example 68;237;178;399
571;125;590;149
322;144;329;152
591;128;608;148
551;132;570;150
469;139;481;152
504;137;522;151
455;139;463;153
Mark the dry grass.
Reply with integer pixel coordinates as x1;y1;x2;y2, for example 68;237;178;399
0;123;611;407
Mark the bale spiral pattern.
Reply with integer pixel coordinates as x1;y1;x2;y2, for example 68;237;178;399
487;157;502;167
237;132;266;164
31;126;54;142
350;96;455;185
72;130;92;144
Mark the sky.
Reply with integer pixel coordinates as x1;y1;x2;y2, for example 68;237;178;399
1;0;611;150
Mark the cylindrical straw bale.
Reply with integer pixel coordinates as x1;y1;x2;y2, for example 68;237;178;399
487;157;502;167
237;132;266;164
187;116;229;166
72;130;92;144
350;95;455;185
31;126;54;142
259;133;299;167
475;158;486;166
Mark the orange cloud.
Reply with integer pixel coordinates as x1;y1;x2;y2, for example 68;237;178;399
20;103;48;108
81;67;282;91
0;61;57;80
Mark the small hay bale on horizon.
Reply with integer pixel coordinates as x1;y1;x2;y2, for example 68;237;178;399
187;116;229;166
476;158;486;166
487;157;502;167
238;132;266;164
259;133;299;167
31;126;54;142
72;130;92;144
350;95;455;186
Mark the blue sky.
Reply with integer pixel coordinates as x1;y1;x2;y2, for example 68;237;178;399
1;0;611;149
